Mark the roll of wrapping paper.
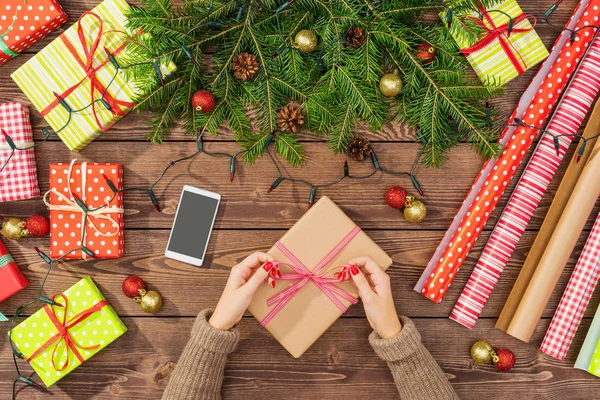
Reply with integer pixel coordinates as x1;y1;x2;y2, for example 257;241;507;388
575;304;600;373
503;136;600;342
449;38;600;329
418;2;600;304
414;0;593;295
540;210;600;360
497;117;600;331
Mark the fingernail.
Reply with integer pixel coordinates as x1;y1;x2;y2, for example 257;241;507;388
350;265;359;275
263;262;273;272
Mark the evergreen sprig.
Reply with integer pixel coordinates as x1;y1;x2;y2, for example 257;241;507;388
125;0;503;167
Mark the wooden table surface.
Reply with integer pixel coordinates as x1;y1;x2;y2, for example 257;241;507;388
2;0;600;398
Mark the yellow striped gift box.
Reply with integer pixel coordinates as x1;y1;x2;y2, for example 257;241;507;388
442;0;549;86
11;0;136;151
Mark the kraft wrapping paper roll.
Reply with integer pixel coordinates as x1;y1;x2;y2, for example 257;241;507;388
497;114;600;331
416;0;600;303
503;135;600;342
450;40;600;330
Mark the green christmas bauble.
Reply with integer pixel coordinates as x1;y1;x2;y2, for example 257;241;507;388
295;30;318;52
380;73;403;97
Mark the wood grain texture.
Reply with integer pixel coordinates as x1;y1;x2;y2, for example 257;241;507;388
1;318;599;399
2;0;600;399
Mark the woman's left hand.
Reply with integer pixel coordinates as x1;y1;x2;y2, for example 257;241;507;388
209;252;274;331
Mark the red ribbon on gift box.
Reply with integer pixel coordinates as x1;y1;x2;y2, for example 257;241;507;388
260;225;361;327
40;11;134;132
25;293;108;371
460;4;536;75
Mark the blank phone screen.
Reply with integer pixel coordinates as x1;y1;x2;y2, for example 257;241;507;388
167;191;219;260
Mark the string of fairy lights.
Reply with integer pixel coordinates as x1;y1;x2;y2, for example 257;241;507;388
3;0;600;397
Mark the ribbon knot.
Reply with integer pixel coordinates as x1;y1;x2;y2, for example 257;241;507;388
460;5;536;76
43;159;124;259
40;11;134;132
25;293;109;371
260;225;362;327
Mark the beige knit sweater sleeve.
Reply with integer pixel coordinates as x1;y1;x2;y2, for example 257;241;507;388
162;310;458;400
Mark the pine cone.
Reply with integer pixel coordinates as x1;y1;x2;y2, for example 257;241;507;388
345;26;365;49
277;102;304;133
347;135;372;161
232;52;259;80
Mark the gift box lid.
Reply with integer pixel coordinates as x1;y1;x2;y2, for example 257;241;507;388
0;0;68;65
8;276;127;386
248;196;392;358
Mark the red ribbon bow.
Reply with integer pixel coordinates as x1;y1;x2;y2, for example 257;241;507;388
260;225;362;327
460;5;536;76
26;293;108;371
40;11;134;131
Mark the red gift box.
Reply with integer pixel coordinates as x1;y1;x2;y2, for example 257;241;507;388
0;102;40;202
0;0;68;66
45;160;124;259
0;238;29;302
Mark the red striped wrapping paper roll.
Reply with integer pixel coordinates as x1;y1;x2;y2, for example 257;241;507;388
540;211;600;360
413;0;590;296
418;1;600;304
449;34;600;328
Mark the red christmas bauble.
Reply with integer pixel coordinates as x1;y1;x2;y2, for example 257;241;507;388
122;276;146;298
385;186;408;209
25;214;50;237
192;90;215;114
493;348;516;372
416;43;436;65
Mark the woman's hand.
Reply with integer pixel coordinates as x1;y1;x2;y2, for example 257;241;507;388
349;256;402;339
209;252;274;331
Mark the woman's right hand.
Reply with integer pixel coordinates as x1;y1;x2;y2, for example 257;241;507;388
349;256;402;339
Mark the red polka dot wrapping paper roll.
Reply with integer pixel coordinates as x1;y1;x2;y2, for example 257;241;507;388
47;161;124;260
0;102;40;202
449;34;600;329
416;0;600;304
0;0;68;66
0;237;29;302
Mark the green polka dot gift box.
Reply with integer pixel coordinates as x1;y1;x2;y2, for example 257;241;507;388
8;276;127;387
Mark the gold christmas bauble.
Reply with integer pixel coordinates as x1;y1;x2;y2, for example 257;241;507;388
1;217;29;240
294;30;318;52
403;200;426;223
380;73;403;97
135;289;163;313
471;341;494;364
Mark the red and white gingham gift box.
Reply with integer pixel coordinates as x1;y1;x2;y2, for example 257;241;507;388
0;103;40;202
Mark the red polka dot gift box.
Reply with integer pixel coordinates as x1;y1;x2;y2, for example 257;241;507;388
46;160;124;260
0;0;68;67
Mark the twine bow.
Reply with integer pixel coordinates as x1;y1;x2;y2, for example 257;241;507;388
260;225;362;327
460;4;536;76
40;11;134;131
43;159;123;259
25;293;108;371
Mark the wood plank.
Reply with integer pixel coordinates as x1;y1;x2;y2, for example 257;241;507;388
1;141;598;230
2;229;598;320
1;318;598;399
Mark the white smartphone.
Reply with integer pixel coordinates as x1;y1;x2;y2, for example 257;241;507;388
165;185;221;266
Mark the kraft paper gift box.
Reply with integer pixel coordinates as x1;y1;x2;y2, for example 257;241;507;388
0;0;68;66
11;0;137;151
248;196;393;358
0;238;29;302
0;102;40;202
441;0;548;86
9;276;127;387
46;160;124;259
